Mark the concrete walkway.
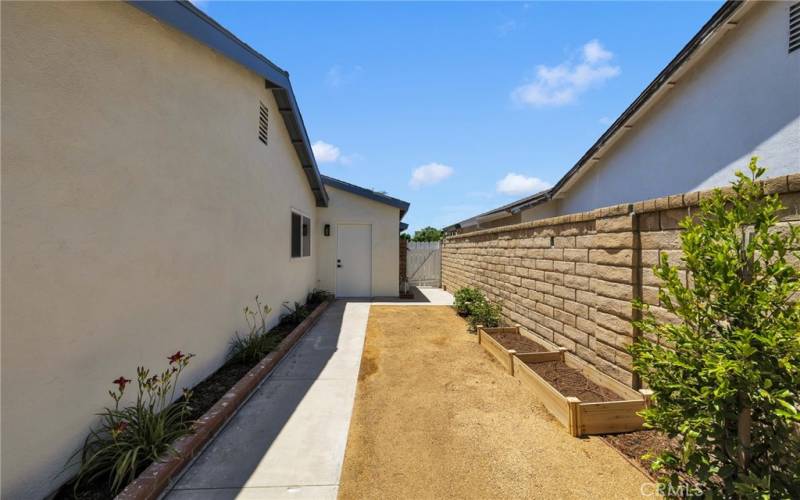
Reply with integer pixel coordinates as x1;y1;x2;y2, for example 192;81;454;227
166;288;453;499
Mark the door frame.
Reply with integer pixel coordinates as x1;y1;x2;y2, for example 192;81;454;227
334;223;372;297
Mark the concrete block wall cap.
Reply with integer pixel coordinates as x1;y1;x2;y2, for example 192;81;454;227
763;175;789;195
116;299;332;500
788;173;800;192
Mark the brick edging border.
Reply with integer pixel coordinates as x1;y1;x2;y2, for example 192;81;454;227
117;299;333;500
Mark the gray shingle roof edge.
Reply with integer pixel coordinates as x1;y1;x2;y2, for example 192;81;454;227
442;0;745;232
128;0;329;207
321;175;410;219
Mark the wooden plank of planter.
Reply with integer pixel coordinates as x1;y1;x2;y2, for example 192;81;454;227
515;351;564;363
577;400;645;436
512;354;646;437
479;326;557;376
517;327;563;353
478;327;516;374
512;356;570;428
116;299;332;500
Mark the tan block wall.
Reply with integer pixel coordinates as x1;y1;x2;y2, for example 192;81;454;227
443;173;800;387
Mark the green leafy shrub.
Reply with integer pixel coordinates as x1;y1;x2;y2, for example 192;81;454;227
280;301;310;326
228;296;276;364
467;299;502;332
306;288;334;306
411;226;443;242
71;352;194;494
630;159;800;497
453;286;502;331
454;287;484;316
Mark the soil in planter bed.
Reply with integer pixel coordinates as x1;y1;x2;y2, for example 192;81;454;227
601;430;707;488
55;300;327;500
526;360;621;402
602;430;675;479
488;331;547;353
185;320;296;421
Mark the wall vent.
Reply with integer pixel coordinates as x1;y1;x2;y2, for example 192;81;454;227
791;3;800;53
258;102;269;145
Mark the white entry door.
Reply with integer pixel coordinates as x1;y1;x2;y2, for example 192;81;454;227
336;224;372;297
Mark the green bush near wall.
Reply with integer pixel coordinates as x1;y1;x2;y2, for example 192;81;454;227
453;287;501;331
631;160;800;497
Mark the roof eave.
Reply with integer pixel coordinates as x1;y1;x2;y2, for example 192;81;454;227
321;175;410;219
129;0;329;207
550;0;748;198
442;0;750;229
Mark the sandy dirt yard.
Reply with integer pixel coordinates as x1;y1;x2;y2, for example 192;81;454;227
338;306;651;500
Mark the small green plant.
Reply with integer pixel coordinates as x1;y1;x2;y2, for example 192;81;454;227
228;296;275;364
453;286;502;331
280;301;310;326
71;351;194;495
630;159;800;497
306;288;333;306
467;299;502;332
453;287;484;316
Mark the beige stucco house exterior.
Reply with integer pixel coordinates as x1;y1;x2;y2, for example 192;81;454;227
445;0;799;234
0;2;407;498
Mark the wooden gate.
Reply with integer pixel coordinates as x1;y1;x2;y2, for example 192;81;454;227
406;241;441;287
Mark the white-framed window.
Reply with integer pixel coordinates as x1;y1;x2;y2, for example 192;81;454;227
291;211;311;258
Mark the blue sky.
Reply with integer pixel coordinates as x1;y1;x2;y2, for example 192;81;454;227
194;1;723;233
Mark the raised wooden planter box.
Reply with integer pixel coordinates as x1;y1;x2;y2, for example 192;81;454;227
477;325;559;375
512;351;651;437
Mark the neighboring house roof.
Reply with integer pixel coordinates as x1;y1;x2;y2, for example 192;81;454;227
400;222;409;232
443;0;748;232
321;175;410;219
444;189;550;232
129;0;329;207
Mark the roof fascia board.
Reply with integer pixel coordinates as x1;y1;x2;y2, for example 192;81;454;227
445;0;748;227
321;175;410;218
128;0;329;207
551;0;747;197
477;210;512;223
130;1;290;87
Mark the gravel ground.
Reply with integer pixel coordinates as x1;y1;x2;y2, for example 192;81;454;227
338;306;651;500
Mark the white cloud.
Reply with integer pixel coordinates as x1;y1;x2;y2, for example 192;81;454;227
583;39;613;64
311;141;363;166
409;162;454;189
496;173;551;196
312;141;341;163
325;65;363;87
599;116;613;125
511;39;620;107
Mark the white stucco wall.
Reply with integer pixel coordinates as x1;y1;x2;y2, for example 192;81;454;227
520;200;560;223
545;1;799;217
316;185;401;297
1;2;319;498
